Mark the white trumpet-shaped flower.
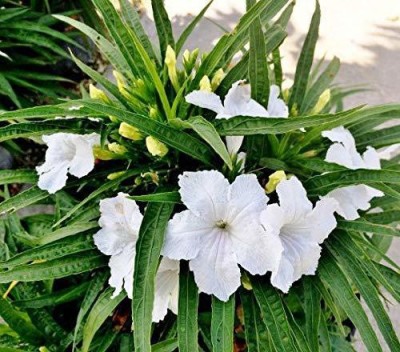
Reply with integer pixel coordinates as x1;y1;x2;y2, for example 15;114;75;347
322;126;384;220
260;177;337;293
162;170;282;301
185;81;288;154
36;133;100;193
93;193;179;322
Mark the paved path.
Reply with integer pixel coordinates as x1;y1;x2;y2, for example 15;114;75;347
139;1;400;350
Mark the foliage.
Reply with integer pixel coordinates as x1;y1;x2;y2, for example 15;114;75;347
0;0;400;351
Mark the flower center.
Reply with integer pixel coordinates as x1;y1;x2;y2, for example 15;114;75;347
215;220;228;229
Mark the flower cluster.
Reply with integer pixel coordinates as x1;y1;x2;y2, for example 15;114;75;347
35;81;389;322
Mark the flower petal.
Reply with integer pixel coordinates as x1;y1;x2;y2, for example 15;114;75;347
275;177;313;223
377;143;400;160
185;90;224;114
162;210;211;260
223;81;251;116
322;126;356;148
189;230;240;301
226;136;244;154
227;174;268;225
108;243;135;298
94;193;142;256
178;170;229;218
267;85;288;117
152;257;180;322
69;133;100;177
37;162;69;194
362;146;381;169
325;185;384;220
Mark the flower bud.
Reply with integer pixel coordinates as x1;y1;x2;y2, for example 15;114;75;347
165;45;179;91
93;146;116;160
107;171;126;180
108;142;128;155
199;75;212;92
311;89;331;114
113;70;131;99
265;170;287;194
146;136;168;157
119;122;144;141
211;68;225;90
89;84;109;103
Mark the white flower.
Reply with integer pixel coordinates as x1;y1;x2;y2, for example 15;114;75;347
377;143;400;161
185;81;288;154
260;177;337;293
93;193;179;322
36;133;100;194
322;126;384;220
162;170;282;301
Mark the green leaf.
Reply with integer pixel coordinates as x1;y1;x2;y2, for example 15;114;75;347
337;219;400;237
0;297;44;346
0;169;37;185
318;252;383;352
81;101;215;165
211;295;235;352
252;276;297;352
130;191;181;203
175;1;213;54
303;277;320;352
0;250;106;283
0;118;100;143
82;288;126;352
249;12;269;106
300;56;340;114
327;238;400;351
357;125;400;149
152;339;179;352
54;14;132;78
0;233;96;269
0;73;21;108
151;0;175;57
132;202;174;352
188;116;233;169
240;289;271;352
288;1;320;111
0;186;49;215
178;264;199;352
14;281;89;309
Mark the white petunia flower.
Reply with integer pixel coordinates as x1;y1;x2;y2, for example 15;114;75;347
93;193;179;322
185;81;288;154
260;177;337;293
36;133;100;194
162;170;282;301
322;126;384;220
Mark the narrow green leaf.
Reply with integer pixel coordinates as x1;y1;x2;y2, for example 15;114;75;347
328;238;400;351
211;295;235;352
188;116;233;169
252;276;297;352
152;338;179;352
0;73;21;108
178;264;199;352
318;253;383;352
337;219;400;237
240;289;271;352
132;202;174;352
129;191;181;203
0;169;37;185
82;288;126;352
303;277;320;352
0;186;49;215
249;13;269;106
175;1;213;54
0;250;106;283
151;0;175;57
288;1;320;110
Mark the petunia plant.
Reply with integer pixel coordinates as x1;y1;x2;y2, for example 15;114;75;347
0;0;400;351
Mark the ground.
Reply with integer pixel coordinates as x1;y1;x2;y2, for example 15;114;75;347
139;1;400;350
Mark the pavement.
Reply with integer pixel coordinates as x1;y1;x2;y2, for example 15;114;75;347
138;1;400;350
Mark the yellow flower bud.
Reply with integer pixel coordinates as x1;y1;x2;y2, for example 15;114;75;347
149;107;158;120
199;75;212;92
89;84;109;103
108;142;128;155
311;89;331;114
119;122;144;141
183;49;191;64
93;146;116;160
265;170;287;194
146;136;168;157
165;45;179;91
211;68;225;90
107;171;126;180
113;70;131;99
